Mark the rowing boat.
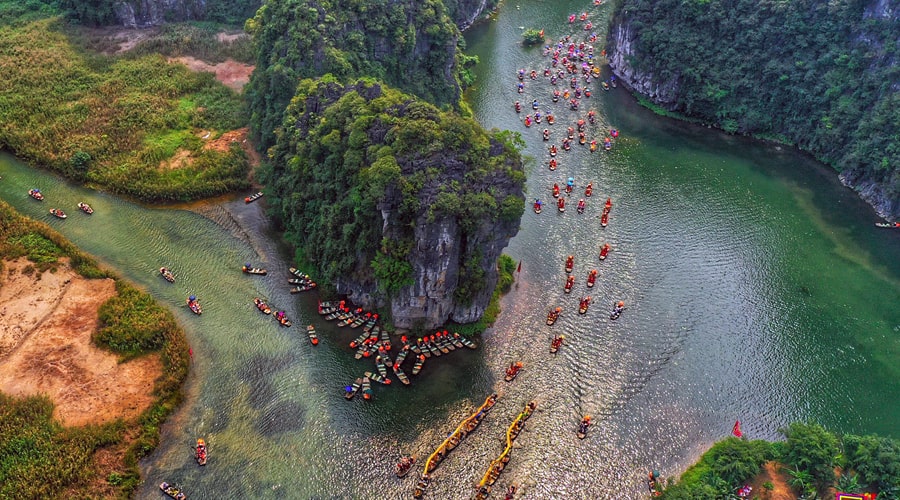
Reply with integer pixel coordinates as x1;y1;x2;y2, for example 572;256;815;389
244;191;263;203
242;265;267;275
306;325;319;345
160;482;186;500
344;378;362;400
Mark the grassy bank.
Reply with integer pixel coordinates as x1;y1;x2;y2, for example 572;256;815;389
657;423;900;500
0;200;190;497
0;17;250;202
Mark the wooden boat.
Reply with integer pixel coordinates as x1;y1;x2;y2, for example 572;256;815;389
504;362;523;382
393;364;411;385
565;256;574;273
362;376;373;400
546;307;561;326
349;315;366;328
587;269;597;287
474;402;535;495
244;191;263;203
414;474;430;499
577;199;586;214
600;211;609;227
577;416;591;439
412;354;426;375
579;296;592;314
290;283;316;293
306;325;319;345
564;275;575;293
336;312;356;327
349;331;369;349
28;189;44;201
396;456;416;478
186;296;202;315
533;200;543;214
77;202;93;214
242;265;267;275
455;333;477;349
604;139;612;151
253;298;272;315
160;267;175;283
557;197;565;212
450;334;465;349
365;370;391;385
610;301;625;320
379;326;391;349
344;378;362;400
159;482;186;500
49;208;67;219
585;183;593;197
550;335;564;354
195;438;207;466
599;243;610;260
287;278;306;285
417;339;431;358
395;344;411;365
601;81;610;91
875;222;900;228
375;356;389;379
274;311;292;327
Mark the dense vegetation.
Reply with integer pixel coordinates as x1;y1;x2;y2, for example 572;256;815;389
658;423;900;499
261;77;524;310
0;16;250;201
0;200;190;497
0;0;260;27
609;0;900;213
245;0;467;149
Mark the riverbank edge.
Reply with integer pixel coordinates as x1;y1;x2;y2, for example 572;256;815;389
617;79;896;222
0;200;190;497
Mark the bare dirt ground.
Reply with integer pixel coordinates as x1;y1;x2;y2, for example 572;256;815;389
747;461;796;500
0;259;161;426
169;55;254;92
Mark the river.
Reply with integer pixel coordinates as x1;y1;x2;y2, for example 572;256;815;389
1;1;899;499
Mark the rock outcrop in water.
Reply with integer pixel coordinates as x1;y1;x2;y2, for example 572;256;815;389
262;79;524;330
607;0;899;219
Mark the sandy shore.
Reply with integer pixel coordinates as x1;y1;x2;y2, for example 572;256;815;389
0;258;161;426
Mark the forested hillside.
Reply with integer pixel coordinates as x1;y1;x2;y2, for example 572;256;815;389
261;78;524;329
608;0;900;217
245;0;472;150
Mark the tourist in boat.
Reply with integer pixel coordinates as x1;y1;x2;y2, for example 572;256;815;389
549;158;557;170
524;115;532;127
588;110;596;124
552;89;560;102
610;301;625;319
567;126;575;139
577;119;586;131
542;129;550;141
577;416;591;438
570;99;579;110
547;114;555;124
562;138;571;150
584;88;592;98
533;199;543;213
577;199;586;214
552;183;560;198
585;182;593;197
605;197;612;210
549;145;558;156
578;132;586;145
517;69;525;81
604;138;612;150
557;197;565;211
599;243;610;260
534;112;542;123
610;128;619;138
514;101;521;113
517;82;524;93
532;99;539;110
587;269;597;286
567;177;575;189
568;14;576;23
563;89;570;100
530;69;537;80
590;140;597;152
565;255;574;271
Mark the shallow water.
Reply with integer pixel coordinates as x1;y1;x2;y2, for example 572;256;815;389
0;1;898;498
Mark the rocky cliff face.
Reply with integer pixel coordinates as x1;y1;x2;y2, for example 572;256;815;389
607;0;900;219
446;0;500;29
606;21;679;109
265;80;524;330
110;0;261;27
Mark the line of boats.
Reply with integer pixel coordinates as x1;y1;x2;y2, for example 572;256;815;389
28;189;95;216
474;401;537;499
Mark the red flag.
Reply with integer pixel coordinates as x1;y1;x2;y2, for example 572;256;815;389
732;420;743;438
517;261;522;273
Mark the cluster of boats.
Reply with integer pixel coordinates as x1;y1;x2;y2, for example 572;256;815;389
28;189;94;216
333;299;477;401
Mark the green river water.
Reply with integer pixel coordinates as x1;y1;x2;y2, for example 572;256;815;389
1;0;899;498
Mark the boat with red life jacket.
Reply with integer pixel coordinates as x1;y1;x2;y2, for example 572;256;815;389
585;183;593;197
577;199;586;214
590;140;597;152
254;298;272;314
562;138;571;151
77;202;93;214
552;183;560;197
564;275;575;293
604;138;612;151
186;295;202;315
610;128;619;138
600;211;609;227
599;243;610;260
875;222;900;228
195;438;207;466
569;13;576;23
245;191;264;203
577;416;591;439
533;199;543;214
579;296;592;314
550;335;564;354
28;189;44;201
577;119;585;132
549;158;557;170
565;255;574;273
604;197;612;211
159;482;186;500
567;127;575;139
396;456;416;478
514;101;521;113
504;362;523;382
547;307;561;326
549;144;558;156
587;269;597;287
344;378;362;400
274;310;292;327
524;115;532;127
547;114;555;124
588;110;596;124
306;325;319;345
578;133;586;145
610;301;625;320
49;208;67;219
558;197;566;212
542;129;550;141
242;264;267;275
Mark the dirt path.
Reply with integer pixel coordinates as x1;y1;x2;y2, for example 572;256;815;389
0;259;161;426
169;56;254;92
748;461;796;500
